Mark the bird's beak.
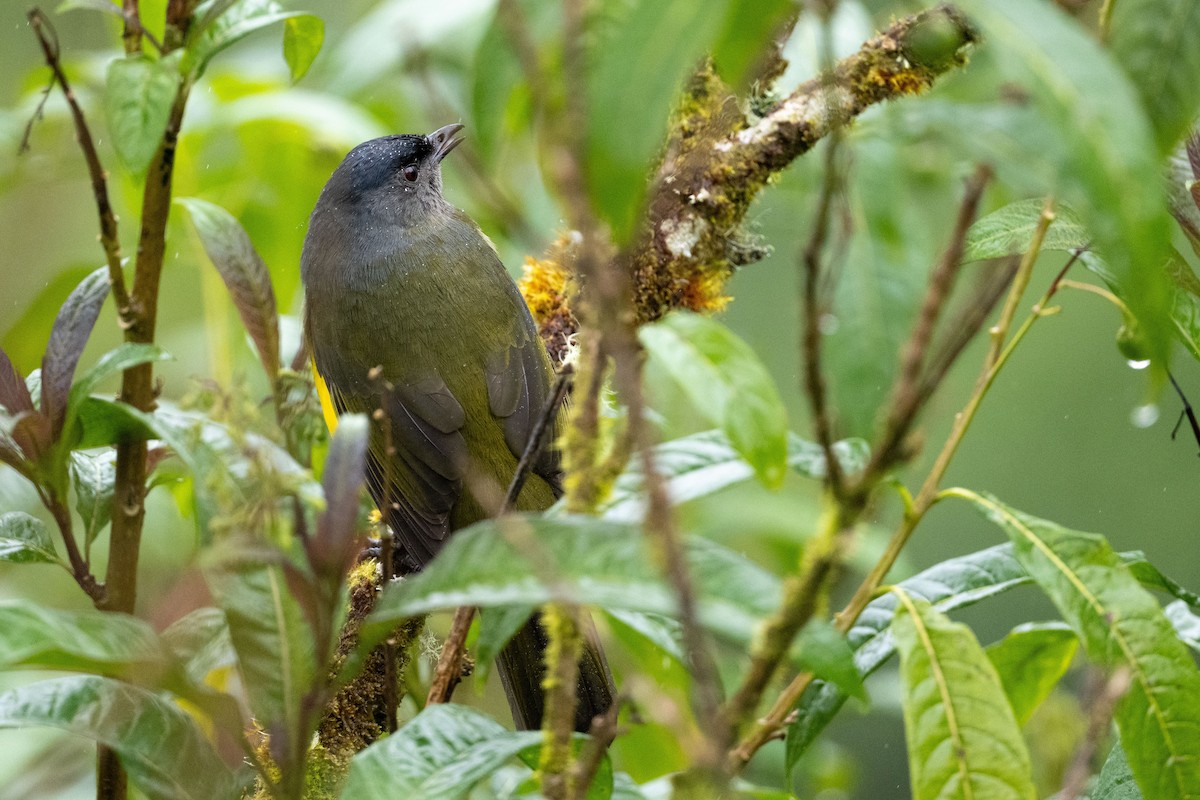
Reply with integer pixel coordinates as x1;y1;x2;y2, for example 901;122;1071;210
428;123;465;162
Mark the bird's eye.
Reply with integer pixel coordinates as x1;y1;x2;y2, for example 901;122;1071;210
402;164;419;182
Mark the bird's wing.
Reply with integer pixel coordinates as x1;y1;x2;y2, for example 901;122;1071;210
325;373;469;571
483;291;563;496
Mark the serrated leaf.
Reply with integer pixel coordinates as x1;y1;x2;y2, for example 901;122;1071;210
892;591;1036;800
70;449;116;547
0;598;168;676
586;0;730;241
985;621;1077;726
596;429;867;523
0;675;240;800
344;704;611;799
282;15;323;83
960;490;1200;800
104;54;182;175
640;312;788;488
178;197;280;382
1109;0;1200;154
959;0;1173;368
962;198;1089;263
40;267;110;438
362;515;781;652
0;511;62;565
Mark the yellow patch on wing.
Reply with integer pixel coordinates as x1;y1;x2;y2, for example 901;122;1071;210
312;361;339;433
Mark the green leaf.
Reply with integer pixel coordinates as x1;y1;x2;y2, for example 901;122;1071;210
1109;0;1200;154
0;598;168;676
710;0;795;90
640;312;788;488
344;704;611;799
473;605;535;683
1164;601;1200;653
586;0;730;241
1094;742;1142;800
0;675;241;800
306;413;367;585
71;396;157;450
958;0;1173;368
0;512;62;565
56;0;123;16
786;543;1031;774
596;429;867;522
958;490;1200;800
793;620;865;703
892;591;1036;800
70;449;116;547
184;0;308;79
985;621;1077;726
362;515;780;651
282;15;323;83
961;198;1089;263
178;198;280;382
61;343;171;450
104;53;182;175
204;556;317;745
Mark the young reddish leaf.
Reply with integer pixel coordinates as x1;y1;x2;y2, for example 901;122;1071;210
0;347;34;416
177;198;281;384
308;413;368;583
9;411;53;464
40;268;111;438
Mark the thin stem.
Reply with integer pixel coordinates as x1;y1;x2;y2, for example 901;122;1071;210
26;10;132;319
539;603;583;800
731;199;1072;770
504;369;572;511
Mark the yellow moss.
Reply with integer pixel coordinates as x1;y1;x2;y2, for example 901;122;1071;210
518;255;573;326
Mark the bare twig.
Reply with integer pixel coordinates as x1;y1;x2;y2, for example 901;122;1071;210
1059;667;1131;800
570;694;624;798
800;127;848;498
1169;371;1200;454
25;10;132;318
425;605;475;707
504;369;572;510
121;0;142;53
539;603;584;800
861;164;992;485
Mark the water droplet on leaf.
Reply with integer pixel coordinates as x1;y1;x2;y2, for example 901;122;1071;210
1126;359;1151;370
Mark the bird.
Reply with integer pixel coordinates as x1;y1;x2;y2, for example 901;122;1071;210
300;123;612;732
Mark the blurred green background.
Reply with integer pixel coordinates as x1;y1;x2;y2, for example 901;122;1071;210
2;1;1196;797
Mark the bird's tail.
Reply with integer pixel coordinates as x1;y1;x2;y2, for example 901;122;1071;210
495;612;614;732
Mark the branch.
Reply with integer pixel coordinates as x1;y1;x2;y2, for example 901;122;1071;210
25;10;132;319
425;605;475;706
631;4;978;324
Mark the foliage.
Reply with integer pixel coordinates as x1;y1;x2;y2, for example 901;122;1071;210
3;0;1200;799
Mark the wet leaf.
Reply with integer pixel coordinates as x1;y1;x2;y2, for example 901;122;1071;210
985;621;1077;726
0;675;242;800
70;449;117;548
0;512;62;566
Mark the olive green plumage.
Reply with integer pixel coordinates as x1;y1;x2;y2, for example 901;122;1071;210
300;125;611;731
